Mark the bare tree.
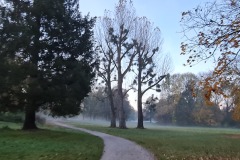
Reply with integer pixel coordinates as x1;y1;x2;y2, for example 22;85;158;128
95;18;117;127
132;17;171;128
95;0;137;128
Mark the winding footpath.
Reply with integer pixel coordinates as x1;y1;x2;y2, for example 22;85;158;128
53;122;156;160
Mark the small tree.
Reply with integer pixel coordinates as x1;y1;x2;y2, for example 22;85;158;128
144;95;157;123
175;82;196;126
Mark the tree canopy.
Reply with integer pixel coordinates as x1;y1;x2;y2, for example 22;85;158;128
0;0;97;129
180;0;240;120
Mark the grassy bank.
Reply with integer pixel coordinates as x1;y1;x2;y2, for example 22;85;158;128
70;122;240;160
0;122;103;160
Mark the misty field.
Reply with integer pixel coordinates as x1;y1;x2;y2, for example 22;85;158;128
70;120;240;160
0;121;103;160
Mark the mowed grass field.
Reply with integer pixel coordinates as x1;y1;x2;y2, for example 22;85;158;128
70;121;240;160
0;121;103;160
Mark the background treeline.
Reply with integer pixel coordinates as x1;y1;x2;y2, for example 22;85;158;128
79;72;240;128
1;72;238;128
82;87;136;121
147;73;240;127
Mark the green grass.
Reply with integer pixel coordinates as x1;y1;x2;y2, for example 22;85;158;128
0;122;103;160
0;121;22;129
70;122;240;160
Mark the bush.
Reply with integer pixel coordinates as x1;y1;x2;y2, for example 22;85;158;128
0;112;47;125
0;112;24;123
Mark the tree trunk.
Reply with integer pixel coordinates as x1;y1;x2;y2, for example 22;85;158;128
110;114;116;127
107;76;116;128
109;97;117;128
137;96;144;128
118;98;126;128
109;93;116;127
22;107;38;130
118;77;127;129
137;64;144;129
137;100;144;129
22;13;39;131
117;46;126;128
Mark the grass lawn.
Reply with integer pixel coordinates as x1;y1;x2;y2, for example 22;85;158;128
70;121;240;160
0;121;103;160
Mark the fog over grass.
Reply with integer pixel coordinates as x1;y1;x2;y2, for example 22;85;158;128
45;115;240;135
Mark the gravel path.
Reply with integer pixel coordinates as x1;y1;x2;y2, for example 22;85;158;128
53;122;156;160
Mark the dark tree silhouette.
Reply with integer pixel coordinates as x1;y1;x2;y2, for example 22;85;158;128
0;0;96;130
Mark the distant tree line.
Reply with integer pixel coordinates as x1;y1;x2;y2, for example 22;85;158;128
82;87;136;121
149;73;240;127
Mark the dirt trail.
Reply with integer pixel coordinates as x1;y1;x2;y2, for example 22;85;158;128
53;122;156;160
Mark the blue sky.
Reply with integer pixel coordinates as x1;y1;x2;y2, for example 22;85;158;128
79;0;214;74
79;0;216;108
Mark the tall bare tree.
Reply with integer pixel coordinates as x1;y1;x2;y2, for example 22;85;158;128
95;20;117;127
96;0;137;128
131;17;171;128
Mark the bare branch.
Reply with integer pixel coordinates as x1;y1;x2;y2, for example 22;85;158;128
142;75;167;96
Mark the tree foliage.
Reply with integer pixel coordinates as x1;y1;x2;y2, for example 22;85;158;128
175;79;196;126
180;0;240;120
143;95;157;123
155;73;230;126
0;0;96;129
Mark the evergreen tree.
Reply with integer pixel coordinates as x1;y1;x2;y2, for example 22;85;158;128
175;82;195;126
0;0;96;129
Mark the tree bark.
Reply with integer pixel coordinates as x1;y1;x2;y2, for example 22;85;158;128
137;95;144;129
22;107;38;130
137;62;144;129
106;68;117;127
22;11;39;131
118;77;127;129
108;88;116;128
117;43;127;129
118;97;126;128
110;113;116;128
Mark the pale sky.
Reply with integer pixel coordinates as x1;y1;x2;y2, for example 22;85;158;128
79;0;214;108
79;0;214;74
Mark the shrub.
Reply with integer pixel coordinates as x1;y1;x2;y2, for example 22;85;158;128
0;112;24;123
